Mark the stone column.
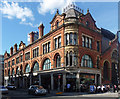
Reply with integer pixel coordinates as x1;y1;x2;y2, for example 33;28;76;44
63;73;66;92
76;73;80;91
95;74;97;85
51;73;54;90
99;74;102;85
38;74;41;86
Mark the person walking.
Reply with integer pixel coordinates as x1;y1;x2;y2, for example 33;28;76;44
67;83;71;92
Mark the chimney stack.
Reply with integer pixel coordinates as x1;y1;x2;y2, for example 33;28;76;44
29;31;35;44
38;23;44;39
14;44;17;53
10;47;13;55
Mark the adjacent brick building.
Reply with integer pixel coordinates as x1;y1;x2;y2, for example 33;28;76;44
4;4;119;91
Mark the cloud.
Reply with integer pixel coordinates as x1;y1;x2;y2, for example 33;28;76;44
38;0;75;15
20;21;40;27
0;1;34;22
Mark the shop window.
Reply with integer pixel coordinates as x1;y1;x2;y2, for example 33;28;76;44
33;62;39;72
25;64;30;73
43;58;51;70
81;55;93;68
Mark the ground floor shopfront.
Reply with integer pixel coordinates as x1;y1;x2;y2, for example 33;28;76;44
4;68;101;91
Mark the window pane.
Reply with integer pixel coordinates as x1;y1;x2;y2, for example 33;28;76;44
43;59;51;70
74;33;77;45
70;33;72;45
82;36;85;47
66;34;69;45
58;37;61;48
55;38;57;49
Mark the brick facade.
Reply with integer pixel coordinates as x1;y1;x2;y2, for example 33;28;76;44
4;4;119;91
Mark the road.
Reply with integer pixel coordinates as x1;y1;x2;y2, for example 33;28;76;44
1;89;120;99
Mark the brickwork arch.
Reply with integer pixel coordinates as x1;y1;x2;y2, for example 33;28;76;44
40;56;52;70
103;60;110;81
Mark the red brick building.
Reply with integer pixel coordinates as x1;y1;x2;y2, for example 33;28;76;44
4;4;119;91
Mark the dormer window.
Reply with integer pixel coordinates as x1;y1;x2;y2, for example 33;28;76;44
86;21;89;27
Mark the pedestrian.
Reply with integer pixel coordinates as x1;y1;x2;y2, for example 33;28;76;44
113;85;116;93
47;85;50;94
67;83;71;92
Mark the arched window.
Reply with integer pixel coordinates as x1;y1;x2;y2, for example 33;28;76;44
25;64;30;73
43;58;51;70
73;53;77;66
70;51;72;66
103;61;109;80
81;55;93;68
56;55;61;67
16;67;19;75
33;62;39;72
12;68;14;75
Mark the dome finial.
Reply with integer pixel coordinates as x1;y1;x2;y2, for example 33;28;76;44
57;9;59;14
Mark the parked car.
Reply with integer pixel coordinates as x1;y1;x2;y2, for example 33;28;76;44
28;85;47;95
6;84;16;90
0;86;8;94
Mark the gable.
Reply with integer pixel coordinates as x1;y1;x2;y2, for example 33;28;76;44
80;13;98;30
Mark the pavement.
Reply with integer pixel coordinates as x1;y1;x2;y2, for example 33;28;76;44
2;88;120;99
